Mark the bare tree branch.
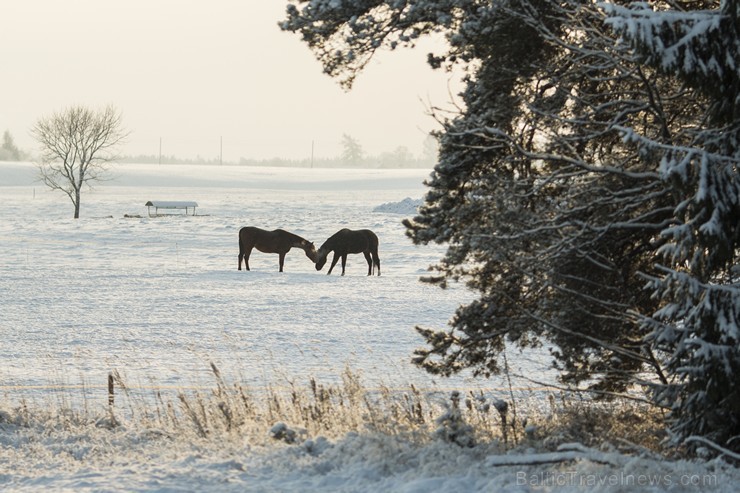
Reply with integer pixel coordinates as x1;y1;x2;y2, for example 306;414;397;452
32;105;128;218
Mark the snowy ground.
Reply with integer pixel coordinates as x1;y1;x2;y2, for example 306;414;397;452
0;162;552;402
0;161;737;491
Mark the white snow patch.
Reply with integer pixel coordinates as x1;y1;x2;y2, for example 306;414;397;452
373;197;422;215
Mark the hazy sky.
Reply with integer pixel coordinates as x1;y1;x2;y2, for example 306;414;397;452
1;1;463;161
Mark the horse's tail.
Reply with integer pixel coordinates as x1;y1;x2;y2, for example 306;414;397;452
368;230;381;275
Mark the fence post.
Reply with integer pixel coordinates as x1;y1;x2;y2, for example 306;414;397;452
108;373;114;406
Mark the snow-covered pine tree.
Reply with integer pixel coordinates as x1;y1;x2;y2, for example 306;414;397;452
400;0;686;393
282;0;738;451
604;0;740;452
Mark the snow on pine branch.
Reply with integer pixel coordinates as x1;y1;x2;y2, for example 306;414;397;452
600;2;732;80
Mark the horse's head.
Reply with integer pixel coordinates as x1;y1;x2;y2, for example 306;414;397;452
303;241;318;263
315;247;328;270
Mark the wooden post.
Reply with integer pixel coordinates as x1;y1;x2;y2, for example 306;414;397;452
108;373;114;406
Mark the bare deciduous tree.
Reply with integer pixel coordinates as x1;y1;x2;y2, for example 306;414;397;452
32;105;127;218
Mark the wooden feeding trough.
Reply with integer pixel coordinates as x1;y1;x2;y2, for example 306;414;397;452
145;200;198;217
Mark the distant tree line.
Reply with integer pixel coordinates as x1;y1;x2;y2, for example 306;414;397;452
1;125;436;168
118;133;438;168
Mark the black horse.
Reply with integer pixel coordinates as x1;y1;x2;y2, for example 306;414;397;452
315;228;380;276
238;227;317;272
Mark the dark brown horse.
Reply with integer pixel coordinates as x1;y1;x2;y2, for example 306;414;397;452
238;227;317;272
315;228;380;276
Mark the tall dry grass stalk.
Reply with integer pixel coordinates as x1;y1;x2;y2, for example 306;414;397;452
0;363;666;455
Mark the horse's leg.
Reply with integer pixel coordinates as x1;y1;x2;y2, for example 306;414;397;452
363;252;372;275
373;249;381;276
279;252;286;272
238;235;244;270
340;254;348;276
327;252;340;275
244;247;252;271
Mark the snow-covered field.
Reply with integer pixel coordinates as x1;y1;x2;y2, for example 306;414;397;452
0;162;737;491
1;162;554;400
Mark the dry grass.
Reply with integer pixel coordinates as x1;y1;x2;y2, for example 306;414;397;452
0;364;669;458
531;395;668;455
